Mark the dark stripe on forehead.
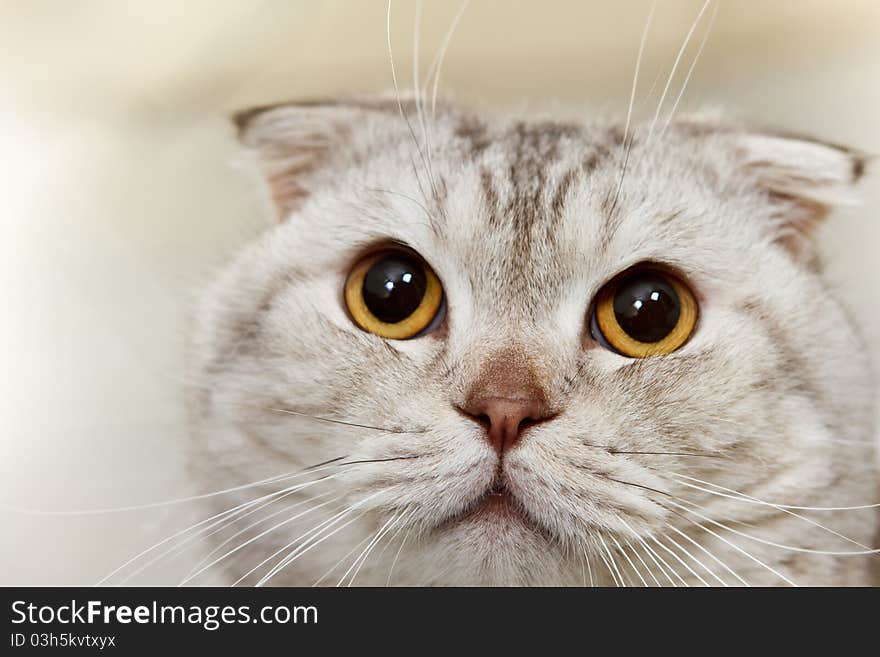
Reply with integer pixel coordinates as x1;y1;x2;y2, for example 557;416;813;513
480;166;501;227
504;121;583;251
455;115;491;157
551;167;578;222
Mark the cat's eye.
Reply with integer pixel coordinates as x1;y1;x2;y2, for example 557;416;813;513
344;248;445;339
590;266;698;358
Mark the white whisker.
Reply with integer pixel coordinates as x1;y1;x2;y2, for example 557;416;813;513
674;477;873;550
232;500;357;587
386;523;413;586
622;0;657;147
671;497;880;557
341;510;406;587
595;540;621;587
4;462;341;517
312;533;373;587
386;0;441;209
672;472;880;512
186;488;338;580
583;546;595;587
253;490;386;586
618;517;684;586
665;502;797;585
597;533;627;587
664;522;748;586
609;533;648;586
622;536;663;586
179;493;343;586
659;0;719;136
659;533;722;586
96;472;337;586
427;0;471;119
649;535;709;586
645;0;712;145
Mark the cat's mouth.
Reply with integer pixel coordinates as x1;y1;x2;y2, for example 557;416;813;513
436;475;545;535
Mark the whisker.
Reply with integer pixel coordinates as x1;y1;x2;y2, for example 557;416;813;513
622;0;656;147
341;510;406;587
312;533;373;587
136;490;331;585
253;490;386;586
670;474;873;551
636;62;665;112
186;488;338;581
369;508;412;570
583;546;595;587
267;406;424;434
427;0;471;119
583;441;724;458
670;472;880;511
609;533;648;586
337;455;422;467
659;0;719;137
412;0;426;140
364;187;433;221
579;549;587;587
303;456;350;470
96;470;339;586
386;522;413;586
669;497;880;557
622;536;663;586
595;537;621;587
617;517;683;586
411;0;439;211
179;493;344;586
663;522;748;586
231;500;355;586
598;474;673;500
645;0;712;145
386;0;442;211
662;504;797;585
258;506;373;587
639;538;681;587
651;534;711;586
607;0;657;222
250;501;366;586
5;458;346;516
597;533;626;587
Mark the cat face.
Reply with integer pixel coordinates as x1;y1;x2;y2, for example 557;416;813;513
187;100;875;586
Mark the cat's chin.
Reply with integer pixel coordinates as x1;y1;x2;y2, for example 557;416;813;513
414;490;567;585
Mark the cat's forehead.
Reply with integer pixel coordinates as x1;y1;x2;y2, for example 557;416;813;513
338;113;719;315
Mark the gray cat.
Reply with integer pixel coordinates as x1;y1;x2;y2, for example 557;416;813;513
186;98;877;586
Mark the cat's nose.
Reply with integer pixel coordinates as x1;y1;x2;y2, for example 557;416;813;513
460;395;550;455
458;349;553;455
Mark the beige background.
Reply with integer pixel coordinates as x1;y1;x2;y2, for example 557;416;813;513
1;0;878;585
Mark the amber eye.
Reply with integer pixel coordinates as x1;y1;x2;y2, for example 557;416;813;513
344;249;444;339
591;267;698;358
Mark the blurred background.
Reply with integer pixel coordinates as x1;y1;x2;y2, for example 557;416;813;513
1;0;878;585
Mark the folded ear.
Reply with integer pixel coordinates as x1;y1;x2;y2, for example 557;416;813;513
232;100;365;220
736;130;868;260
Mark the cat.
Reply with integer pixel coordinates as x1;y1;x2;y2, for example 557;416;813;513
185;97;878;586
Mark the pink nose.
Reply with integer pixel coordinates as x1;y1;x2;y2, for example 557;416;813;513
460;395;550;455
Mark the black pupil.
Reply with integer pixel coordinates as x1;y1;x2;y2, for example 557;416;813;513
612;272;681;343
362;254;427;323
